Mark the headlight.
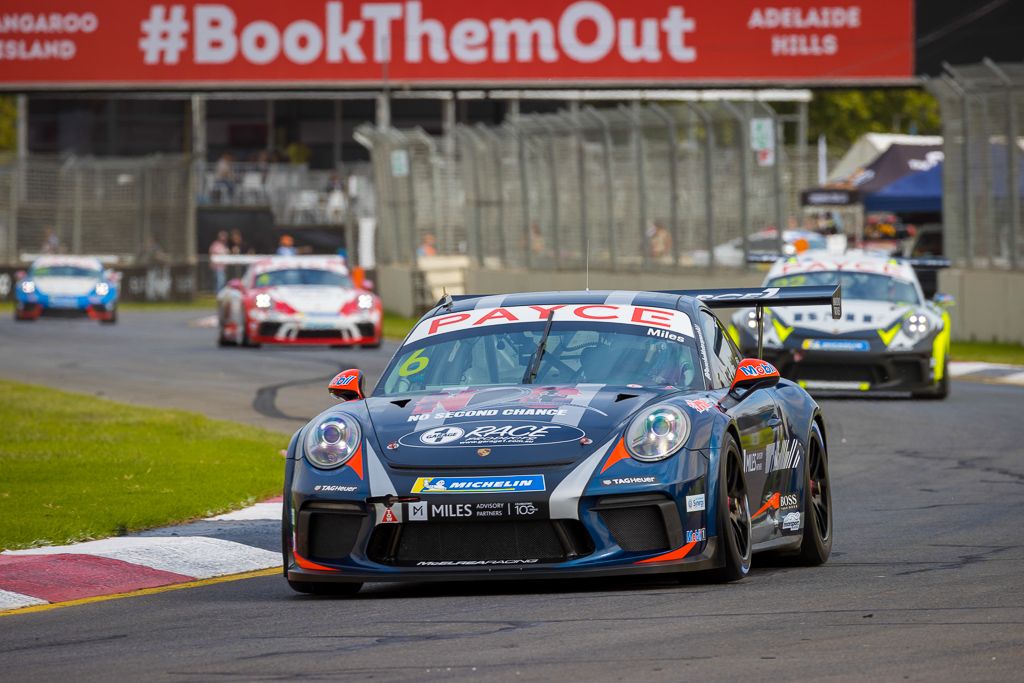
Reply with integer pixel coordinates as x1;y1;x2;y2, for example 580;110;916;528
94;282;110;296
254;293;272;309
357;293;374;310
304;414;361;469
20;281;35;294
902;313;929;337
745;310;758;329
624;404;690;462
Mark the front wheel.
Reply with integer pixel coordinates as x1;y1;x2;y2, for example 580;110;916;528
704;435;752;582
794;421;833;565
100;308;118;324
913;359;949;400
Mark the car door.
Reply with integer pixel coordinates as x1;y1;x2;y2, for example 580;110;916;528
698;310;783;544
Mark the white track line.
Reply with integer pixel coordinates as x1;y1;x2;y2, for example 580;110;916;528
0;589;48;611
209;501;282;521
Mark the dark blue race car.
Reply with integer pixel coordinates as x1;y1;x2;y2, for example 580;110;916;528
282;285;841;594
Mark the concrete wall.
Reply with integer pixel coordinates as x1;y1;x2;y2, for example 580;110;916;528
376;264;417;317
939;268;1024;344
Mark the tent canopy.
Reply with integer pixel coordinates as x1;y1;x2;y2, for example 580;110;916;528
864;161;943;213
828;133;942;182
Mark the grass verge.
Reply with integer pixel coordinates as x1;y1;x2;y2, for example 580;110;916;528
0;379;288;551
950;341;1024;366
383;311;418;340
0;295;218;314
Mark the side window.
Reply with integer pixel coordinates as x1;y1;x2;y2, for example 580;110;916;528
715;318;743;380
699;311;730;389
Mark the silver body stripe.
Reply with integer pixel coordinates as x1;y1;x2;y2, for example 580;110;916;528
366;441;397;498
474;295;507;309
604;291;638;305
553;383;607;427
549;439;614;520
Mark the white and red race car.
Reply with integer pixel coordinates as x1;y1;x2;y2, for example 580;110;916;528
215;255;382;348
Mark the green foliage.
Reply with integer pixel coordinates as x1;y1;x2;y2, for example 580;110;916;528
807;89;941;148
0;380;287;550
951;341;1024;366
0;96;15;151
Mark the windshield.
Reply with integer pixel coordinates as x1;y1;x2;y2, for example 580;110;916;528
252;268;352;288
31;265;100;279
380;322;704;395
768;271;920;305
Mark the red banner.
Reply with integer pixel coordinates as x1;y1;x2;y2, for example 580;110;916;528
0;1;914;88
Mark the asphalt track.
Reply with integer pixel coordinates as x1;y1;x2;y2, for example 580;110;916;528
2;311;1023;682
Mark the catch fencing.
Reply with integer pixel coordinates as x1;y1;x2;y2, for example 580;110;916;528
357;99;816;273
0;154;195;264
928;60;1024;270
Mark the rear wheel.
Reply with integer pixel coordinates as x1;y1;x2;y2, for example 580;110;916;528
705;435;752;582
794;421;832;565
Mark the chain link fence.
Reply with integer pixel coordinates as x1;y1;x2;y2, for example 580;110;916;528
0;154;194;264
357;100;815;273
928;61;1024;270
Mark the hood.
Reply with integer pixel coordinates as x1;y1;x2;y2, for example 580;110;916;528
33;276;100;297
772;299;913;335
263;285;358;314
364;384;671;468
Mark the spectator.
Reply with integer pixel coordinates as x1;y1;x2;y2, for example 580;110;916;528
209;231;229;291
40;226;61;254
647;220;672;260
214;153;235;202
286;140;311;165
229;229;250;255
137;236;169;264
416;232;438;258
277;234;297;256
529;222;545;256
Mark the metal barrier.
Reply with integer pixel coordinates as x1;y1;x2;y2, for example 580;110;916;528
0;154;195;264
927;61;1024;270
356;100;817;273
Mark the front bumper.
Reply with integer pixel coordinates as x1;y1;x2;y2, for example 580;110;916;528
248;312;381;345
758;346;935;392
16;297;116;320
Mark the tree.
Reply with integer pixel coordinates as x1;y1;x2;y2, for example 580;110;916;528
806;88;941;147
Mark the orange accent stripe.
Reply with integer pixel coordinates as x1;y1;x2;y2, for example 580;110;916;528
600;438;631;473
751;492;780;519
293;552;338;572
636;540;698;564
348;444;364;480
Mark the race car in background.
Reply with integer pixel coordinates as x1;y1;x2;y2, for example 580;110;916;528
13;255;119;323
215;255;382;348
731;252;951;398
281;284;840;595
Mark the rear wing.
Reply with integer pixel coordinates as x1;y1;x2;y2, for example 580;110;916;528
666;284;842;360
210;254;346;266
903;257;951;269
746;252;783;265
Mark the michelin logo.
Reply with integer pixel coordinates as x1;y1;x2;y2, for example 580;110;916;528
411;475;546;494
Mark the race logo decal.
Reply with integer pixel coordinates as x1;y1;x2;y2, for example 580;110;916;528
802;339;871;352
685;494;706;512
380;507;400;524
601;476;657;486
744;440;803;474
686;398;715;413
401;421;585;448
685;528;706;543
782;511;802;532
404;500;545;521
408;501;428;521
411;475;546;494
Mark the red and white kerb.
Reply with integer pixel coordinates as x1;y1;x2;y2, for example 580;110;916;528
406;305;695;344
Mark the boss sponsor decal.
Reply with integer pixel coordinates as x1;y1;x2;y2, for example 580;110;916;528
410;475;546;494
685;528;706;543
401;421;585;448
601;476;657;486
686;398;715;413
406;304;694;343
801;338;871;352
405;500;546;521
782;511;802;532
685;494;706;512
779;493;799;509
313;484;359;493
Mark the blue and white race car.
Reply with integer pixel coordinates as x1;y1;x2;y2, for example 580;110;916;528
282;284;840;594
14;256;119;323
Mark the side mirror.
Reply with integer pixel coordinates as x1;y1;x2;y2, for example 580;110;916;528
328;369;365;401
729;358;781;398
15;270;26;280
227;278;243;290
933;292;955;308
362;279;375;291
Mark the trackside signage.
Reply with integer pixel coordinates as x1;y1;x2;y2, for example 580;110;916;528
405;304;695;343
0;1;913;88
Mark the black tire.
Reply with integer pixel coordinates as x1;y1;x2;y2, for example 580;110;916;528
217;323;237;347
287;579;363;596
705;435;752;582
913;359;949;400
794;421;833;566
100;308;117;324
13;309;31;322
241;321;261;348
361;339;382;349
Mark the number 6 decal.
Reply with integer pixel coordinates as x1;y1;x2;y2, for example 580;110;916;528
399;348;429;377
